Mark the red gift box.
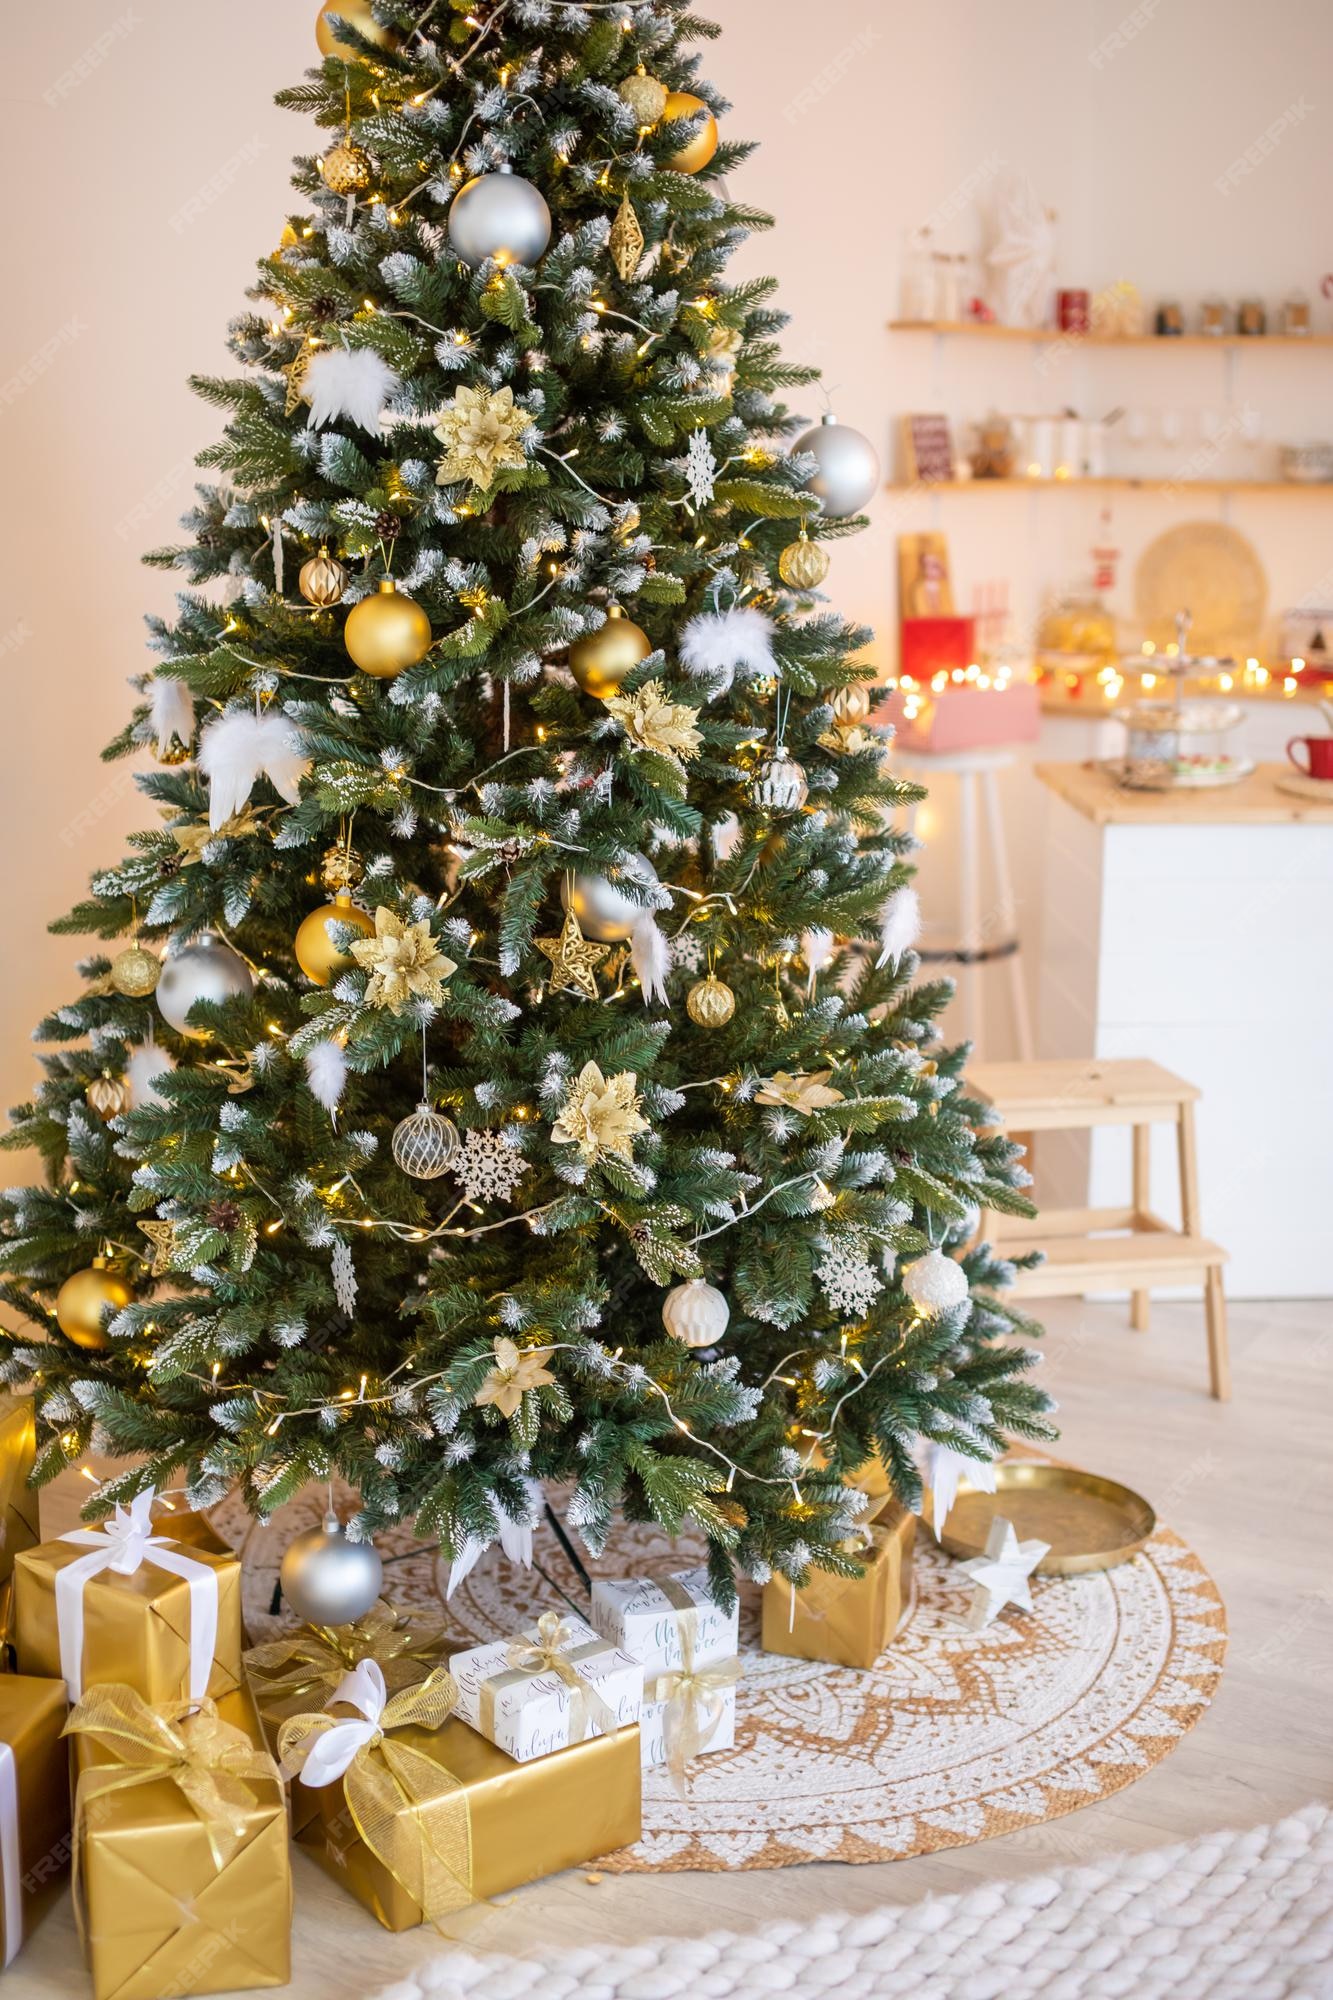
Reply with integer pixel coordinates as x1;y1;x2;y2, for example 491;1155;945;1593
900;617;975;680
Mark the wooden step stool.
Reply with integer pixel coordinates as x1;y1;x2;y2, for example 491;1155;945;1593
967;1058;1231;1400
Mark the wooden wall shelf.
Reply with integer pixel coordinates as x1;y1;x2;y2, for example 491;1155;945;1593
888;320;1333;349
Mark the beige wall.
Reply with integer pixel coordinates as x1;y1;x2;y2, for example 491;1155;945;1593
3;1;1332;1120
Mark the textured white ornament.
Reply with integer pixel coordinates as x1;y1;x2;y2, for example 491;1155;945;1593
305;1039;348;1114
303;345;401;431
125;1039;175;1110
902;1247;970;1317
791;413;881;518
452;1128;530;1204
683;428;718;507
392;1103;459;1179
156;934;254;1036
149;675;195;757
198;709;309;830
680;606;776;698
448;168;551;268
280;1510;383;1625
876;885;922;969
662;1277;730;1348
959;1515;1050;1630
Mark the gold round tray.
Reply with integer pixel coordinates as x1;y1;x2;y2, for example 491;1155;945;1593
936;1463;1156;1575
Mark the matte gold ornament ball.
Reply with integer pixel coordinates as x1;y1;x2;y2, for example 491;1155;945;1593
568;607;653;699
56;1257;134;1351
618;70;669;127
663;92;719;175
294;892;376;985
344;579;433;678
315;0;396;60
299;547;348;608
109;944;161;999
687;974;736;1028
778;531;830;591
321;142;373;196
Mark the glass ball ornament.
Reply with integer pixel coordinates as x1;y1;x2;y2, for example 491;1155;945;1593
392;1103;460;1180
320;142;373;196
156;933;254;1038
280;1511;383;1625
315;0;397;59
561;857;658;943
567;607;653;699
752;749;809;814
299;547;348;608
791;413;881;519
901;1247;971;1317
294;892;375;986
686;974;736;1028
662;91;719;175
344;579;433;678
56;1256;134;1351
448;167;552;270
778;530;830;591
661;1277;730;1349
618;70;669;127
110;944;161;999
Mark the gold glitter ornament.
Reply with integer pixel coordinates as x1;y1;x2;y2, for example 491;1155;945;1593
321;842;364;893
85;1074;128;1122
286;341;317;417
609;192;645;282
535;910;608;1001
320;142;373;196
778;529;830;591
686;974;736;1028
154;736;192;767
299;547;348;608
663;92;719;175
109;945;161;999
618;71;669;127
568;606;653;699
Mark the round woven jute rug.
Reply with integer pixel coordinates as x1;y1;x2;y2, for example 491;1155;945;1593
219;1470;1226;1873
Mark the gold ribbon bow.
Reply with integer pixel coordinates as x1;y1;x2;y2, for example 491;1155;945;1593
278;1666;472;1928
244;1599;445;1712
648;1614;740;1792
479;1611;617;1747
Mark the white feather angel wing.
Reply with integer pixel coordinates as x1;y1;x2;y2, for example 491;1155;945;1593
198;710;309;830
304;346;400;432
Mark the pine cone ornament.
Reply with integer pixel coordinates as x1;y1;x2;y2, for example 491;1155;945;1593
374;508;403;543
206;1200;242;1233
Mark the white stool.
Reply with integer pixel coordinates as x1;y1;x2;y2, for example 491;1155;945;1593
895;747;1034;1060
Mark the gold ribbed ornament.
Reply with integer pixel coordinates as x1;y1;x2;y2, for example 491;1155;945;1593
568;606;653;699
663;92;719;175
686;974;736;1028
778;530;830;591
321;142;373;195
299;547;348;608
344;579;433;678
294;892;376;985
609;192;645;282
618;71;669;127
109;944;161;999
85;1075;127;1122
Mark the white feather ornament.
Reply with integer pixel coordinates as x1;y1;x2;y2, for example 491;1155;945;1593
126;1040;175;1111
149;676;195;756
876;885;922;968
679;606;776;697
198;709;310;830
305;1039;348;1116
631;915;671;1007
801;925;836;996
303;346;400;432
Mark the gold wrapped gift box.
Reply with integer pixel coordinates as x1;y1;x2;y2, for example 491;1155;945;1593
0;1397;39;1586
15;1511;243;1705
0;1674;71;1969
289;1711;642;1930
761;1500;916;1670
70;1684;291;2000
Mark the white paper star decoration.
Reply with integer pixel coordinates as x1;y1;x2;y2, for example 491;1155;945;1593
959;1515;1050;1630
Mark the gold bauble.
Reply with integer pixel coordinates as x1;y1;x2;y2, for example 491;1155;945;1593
154;736;192;766
295;891;376;985
321;842;365;893
316;0;396;60
778;532;830;591
109;944;161;999
618;71;669;127
344;579;433;678
568;607;653;699
321;142;373;196
663;92;719;175
56;1257;134;1351
687;974;736;1028
85;1075;128;1122
831;682;872;730
300;547;348;608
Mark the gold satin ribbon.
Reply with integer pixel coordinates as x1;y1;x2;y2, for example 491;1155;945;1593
244;1599;445;1711
278;1668;472;1927
648;1616;741;1792
477;1611;617;1748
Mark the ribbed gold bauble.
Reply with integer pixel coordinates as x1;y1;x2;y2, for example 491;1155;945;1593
300;547;348;608
85;1075;127;1122
778;531;830;591
315;0;396;60
831;682;873;730
321;142;373;196
344;579;433;678
686;974;736;1028
568;607;653;699
56;1257;134;1351
618;70;669;127
109;944;161;999
294;891;375;985
663;92;719;175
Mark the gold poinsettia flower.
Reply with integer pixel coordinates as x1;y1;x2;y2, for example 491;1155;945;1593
605;684;703;763
754;1070;845;1115
350;907;457;1015
550;1060;649;1165
474;1336;556;1418
434;384;534;490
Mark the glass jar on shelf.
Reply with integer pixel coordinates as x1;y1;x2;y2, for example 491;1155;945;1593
1198;296;1229;337
1282;289;1312;335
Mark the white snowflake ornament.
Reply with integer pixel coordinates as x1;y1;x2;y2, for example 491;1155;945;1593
683;428;718;507
815;1236;884;1318
452;1128;531;1205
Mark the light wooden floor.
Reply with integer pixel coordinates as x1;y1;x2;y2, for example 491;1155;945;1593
9;1294;1332;1998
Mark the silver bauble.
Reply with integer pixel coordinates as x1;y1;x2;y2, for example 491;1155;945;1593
391;1103;460;1180
661;1277;730;1349
280;1511;383;1625
752;749;809;814
561;856;659;943
791;413;881;519
156;933;254;1037
448;167;551;269
901;1248;971;1317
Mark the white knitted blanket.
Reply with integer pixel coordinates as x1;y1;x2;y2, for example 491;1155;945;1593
375;1805;1332;2000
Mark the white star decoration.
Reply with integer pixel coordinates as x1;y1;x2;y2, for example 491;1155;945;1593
959;1515;1050;1630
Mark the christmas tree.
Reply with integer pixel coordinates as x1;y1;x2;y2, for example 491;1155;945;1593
0;0;1051;1602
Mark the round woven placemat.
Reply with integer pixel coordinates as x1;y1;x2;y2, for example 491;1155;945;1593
217;1473;1225;1873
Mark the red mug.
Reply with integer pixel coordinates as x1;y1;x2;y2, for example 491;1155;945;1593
1287;735;1333;780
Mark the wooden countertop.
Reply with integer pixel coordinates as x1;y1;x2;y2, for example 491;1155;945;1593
1035;760;1333;825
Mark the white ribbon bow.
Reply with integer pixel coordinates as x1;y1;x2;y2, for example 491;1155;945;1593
296;1659;387;1790
56;1488;220;1701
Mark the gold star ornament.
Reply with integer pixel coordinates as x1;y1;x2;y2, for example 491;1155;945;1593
535;911;608;1000
138;1219;179;1277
